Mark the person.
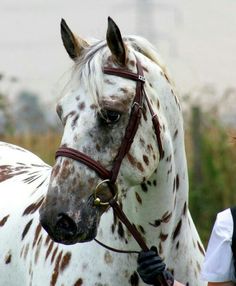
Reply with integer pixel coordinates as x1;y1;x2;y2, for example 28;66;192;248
201;207;236;285
137;246;185;285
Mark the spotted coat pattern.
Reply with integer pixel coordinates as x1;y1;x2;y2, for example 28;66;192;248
0;26;206;285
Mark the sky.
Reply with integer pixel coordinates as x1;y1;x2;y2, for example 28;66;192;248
0;0;236;110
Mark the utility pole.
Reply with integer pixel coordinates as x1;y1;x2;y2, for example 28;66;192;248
135;0;182;57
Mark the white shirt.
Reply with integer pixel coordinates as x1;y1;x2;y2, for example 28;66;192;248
201;208;236;282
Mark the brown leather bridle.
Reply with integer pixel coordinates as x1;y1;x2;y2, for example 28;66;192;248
55;56;168;286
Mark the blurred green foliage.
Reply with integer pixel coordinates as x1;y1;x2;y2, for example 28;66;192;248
186;109;236;246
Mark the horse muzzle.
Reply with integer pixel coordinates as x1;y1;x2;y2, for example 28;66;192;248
39;200;100;245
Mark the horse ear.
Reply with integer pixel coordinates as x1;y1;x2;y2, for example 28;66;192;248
60;18;88;60
106;17;127;66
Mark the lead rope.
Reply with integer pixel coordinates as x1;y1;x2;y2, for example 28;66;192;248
95;198;170;286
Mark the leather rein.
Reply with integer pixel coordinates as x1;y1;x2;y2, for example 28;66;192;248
55;56;168;285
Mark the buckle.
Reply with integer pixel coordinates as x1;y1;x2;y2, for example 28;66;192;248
93;179;118;206
138;75;145;83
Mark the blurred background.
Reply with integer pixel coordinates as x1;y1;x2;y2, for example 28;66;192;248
0;0;236;245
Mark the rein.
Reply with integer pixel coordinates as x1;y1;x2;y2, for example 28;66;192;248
55;56;168;285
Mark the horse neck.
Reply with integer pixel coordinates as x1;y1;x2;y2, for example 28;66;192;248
123;125;189;244
97;123;190;258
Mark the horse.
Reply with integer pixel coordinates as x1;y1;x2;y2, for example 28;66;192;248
0;18;206;286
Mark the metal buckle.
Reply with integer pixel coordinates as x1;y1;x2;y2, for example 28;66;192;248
138;75;145;83
93;179;118;206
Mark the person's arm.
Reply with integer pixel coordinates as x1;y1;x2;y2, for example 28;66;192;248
201;209;235;285
137;246;185;285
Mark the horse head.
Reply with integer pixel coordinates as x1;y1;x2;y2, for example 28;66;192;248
40;18;173;245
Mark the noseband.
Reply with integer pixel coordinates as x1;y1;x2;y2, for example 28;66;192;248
55;56;167;285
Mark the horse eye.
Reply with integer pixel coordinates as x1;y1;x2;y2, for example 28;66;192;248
100;109;121;124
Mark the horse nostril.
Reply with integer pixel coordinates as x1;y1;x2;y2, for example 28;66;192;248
55;213;77;240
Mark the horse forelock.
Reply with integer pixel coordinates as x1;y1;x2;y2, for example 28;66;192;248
64;35;171;110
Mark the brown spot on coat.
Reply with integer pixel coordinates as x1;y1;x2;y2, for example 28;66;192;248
140;182;148;192
174;129;178;139
173;219;182;240
162;211;172;223
119;87;129;93
22;219;33;240
52;164;60;178
24;243;30;260
129;60;135;67
197;241;205;255
136;162;144;172
45;235;51;246
72;114;79;128
22;197;44;216
96;144;101;152
104;251;113;264
56;104;63;118
173;178;176;192
118;221;125;239
33;223;42;248
104;79;115;85
158;242;163;255
127;153;136;166
34;236;42;264
51;246;59;264
0;214;9;227
176;174;179;190
78;102;85;110
160;232;168;241
138;225;145;235
5;252;12;264
183;202;187;216
135;192;142;204
50;251;63;286
142;104;148;121
74;278;83;286
90;104;97;109
143;155;149;166
63;111;76;125
60;252;72;272
149;219;161;228
0;165;27;182
45;240;54;260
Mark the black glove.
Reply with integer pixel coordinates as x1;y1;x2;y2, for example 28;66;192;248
137;246;174;285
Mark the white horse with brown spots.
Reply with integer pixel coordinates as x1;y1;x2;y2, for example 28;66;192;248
0;18;206;285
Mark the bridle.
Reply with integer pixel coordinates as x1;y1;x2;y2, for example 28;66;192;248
55;56;168;285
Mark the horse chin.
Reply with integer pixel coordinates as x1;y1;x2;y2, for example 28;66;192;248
47;229;97;245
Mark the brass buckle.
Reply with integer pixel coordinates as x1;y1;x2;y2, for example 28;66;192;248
93;179;118;206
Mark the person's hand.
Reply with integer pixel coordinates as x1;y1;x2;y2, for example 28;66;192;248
137;246;174;285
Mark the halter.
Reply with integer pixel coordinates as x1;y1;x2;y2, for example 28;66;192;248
55;56;167;285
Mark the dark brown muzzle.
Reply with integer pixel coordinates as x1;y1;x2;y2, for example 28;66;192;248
39;197;100;244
